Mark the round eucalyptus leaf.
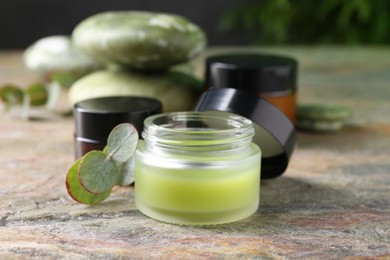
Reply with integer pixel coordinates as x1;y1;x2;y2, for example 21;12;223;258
102;145;109;154
78;150;120;193
107;123;139;163
117;156;135;186
0;85;24;107
26;82;48;106
66;158;111;204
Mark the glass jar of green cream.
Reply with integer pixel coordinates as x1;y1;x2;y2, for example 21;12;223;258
135;111;261;225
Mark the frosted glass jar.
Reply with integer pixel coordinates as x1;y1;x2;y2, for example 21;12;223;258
135;112;261;225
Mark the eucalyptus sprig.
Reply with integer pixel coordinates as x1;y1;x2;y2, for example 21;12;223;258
0;82;60;120
66;123;139;204
0;83;47;108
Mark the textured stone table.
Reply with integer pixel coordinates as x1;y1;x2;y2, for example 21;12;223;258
0;48;389;259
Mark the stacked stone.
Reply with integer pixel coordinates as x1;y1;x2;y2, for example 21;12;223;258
69;11;207;112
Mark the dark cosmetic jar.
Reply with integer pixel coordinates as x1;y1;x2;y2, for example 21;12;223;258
204;53;298;123
194;88;296;179
73;96;162;159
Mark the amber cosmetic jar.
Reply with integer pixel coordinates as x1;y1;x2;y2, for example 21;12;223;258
73;96;162;159
204;53;298;123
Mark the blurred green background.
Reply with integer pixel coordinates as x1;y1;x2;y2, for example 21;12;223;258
220;0;390;45
0;0;389;48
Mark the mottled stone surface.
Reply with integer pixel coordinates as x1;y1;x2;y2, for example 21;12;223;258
0;48;389;259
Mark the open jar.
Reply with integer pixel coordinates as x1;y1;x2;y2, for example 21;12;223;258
135;111;261;225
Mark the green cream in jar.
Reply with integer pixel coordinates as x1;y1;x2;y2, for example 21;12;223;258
135;112;261;225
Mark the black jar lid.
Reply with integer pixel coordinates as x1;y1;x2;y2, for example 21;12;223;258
194;88;296;179
205;53;297;94
74;96;162;141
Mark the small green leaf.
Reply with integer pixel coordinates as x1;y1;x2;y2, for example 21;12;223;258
116;156;135;186
50;71;79;88
25;82;48;106
102;145;109;155
66;158;111;204
0;85;24;109
167;71;203;89
78;151;120;193
107;123;139;163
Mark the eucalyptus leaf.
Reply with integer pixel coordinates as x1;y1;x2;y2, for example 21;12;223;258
102;145;109;154
50;71;81;88
107;123;139;163
25;82;48;106
66;158;111;204
0;85;24;109
116;156;135;186
78;150;120;193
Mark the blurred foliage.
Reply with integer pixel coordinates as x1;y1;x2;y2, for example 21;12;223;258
220;0;390;44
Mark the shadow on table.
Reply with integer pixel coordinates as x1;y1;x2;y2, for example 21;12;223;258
296;125;368;151
198;176;358;232
258;176;356;213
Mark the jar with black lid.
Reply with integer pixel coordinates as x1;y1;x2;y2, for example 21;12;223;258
204;53;298;123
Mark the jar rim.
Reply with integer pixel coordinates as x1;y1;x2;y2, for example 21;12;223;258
142;111;254;147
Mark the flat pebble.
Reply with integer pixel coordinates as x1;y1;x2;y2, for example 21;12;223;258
72;11;207;70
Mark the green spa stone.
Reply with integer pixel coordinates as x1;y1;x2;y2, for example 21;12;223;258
297;104;352;132
72;11;207;70
23;35;102;87
68;69;201;112
297;104;352;121
296;119;345;132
